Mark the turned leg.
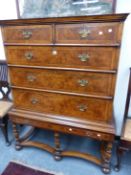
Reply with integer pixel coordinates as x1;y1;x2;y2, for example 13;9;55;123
1;115;10;146
114;146;125;171
54;132;61;160
12;123;22;150
101;141;113;174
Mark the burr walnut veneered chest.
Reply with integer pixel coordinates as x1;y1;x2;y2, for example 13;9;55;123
0;13;128;173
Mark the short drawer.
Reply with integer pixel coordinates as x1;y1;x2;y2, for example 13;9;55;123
56;22;120;44
2;25;52;44
9;67;115;96
6;46;118;70
12;89;113;122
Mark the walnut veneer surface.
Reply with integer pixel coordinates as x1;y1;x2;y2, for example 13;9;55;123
0;13;128;173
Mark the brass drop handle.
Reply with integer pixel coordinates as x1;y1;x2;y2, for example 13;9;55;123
25;52;33;60
77;104;87;112
78;79;88;87
79;29;90;38
30;98;39;104
22;30;32;39
27;75;36;82
78;54;90;62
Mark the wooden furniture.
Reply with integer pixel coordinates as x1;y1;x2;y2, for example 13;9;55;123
0;13;128;173
0;60;13;145
115;68;131;171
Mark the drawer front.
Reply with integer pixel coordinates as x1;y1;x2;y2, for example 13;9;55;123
9;67;115;96
3;25;52;44
12;89;112;122
6;46;118;70
56;23;120;44
38;123;113;141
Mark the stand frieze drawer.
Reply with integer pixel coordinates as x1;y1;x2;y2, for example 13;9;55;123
36;122;114;141
9;67;116;97
56;22;121;44
12;88;113;122
6;46;118;70
2;25;52;44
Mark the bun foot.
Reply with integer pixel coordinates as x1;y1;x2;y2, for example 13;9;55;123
102;167;111;174
15;144;22;151
54;150;62;161
54;155;62;161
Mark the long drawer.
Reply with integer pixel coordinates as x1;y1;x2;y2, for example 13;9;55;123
9;67;115;97
34;122;114;141
6;46;118;70
56;22;120;44
2;25;52;44
12;89;113;122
